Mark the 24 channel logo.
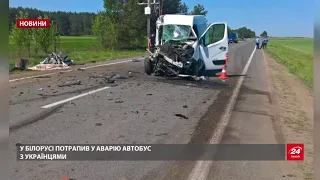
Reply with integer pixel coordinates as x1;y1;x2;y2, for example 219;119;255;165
286;144;304;161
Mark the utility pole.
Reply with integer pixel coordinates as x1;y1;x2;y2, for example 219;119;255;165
138;0;159;49
158;0;162;16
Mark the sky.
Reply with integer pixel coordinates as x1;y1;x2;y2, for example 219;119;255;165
9;0;313;37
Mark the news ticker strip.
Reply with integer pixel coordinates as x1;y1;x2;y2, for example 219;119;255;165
16;144;305;161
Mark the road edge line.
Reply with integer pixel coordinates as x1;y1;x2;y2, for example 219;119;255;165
187;46;257;180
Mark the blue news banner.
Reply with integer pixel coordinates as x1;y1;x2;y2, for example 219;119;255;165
16;144;286;161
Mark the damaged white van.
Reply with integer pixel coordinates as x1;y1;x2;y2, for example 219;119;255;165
144;14;228;77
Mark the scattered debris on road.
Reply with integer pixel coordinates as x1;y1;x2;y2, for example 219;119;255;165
77;68;85;71
183;105;188;108
175;113;188;119
90;72;129;84
185;83;197;87
38;88;43;91
28;52;73;71
95;123;102;126
69;101;76;106
147;93;153;96
132;59;141;62
191;76;206;81
34;76;51;79
115;100;124;103
155;133;169;136
37;94;47;98
57;80;81;87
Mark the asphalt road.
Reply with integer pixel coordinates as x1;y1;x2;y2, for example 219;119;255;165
9;40;287;180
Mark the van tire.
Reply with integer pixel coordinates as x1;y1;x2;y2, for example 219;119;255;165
144;57;153;75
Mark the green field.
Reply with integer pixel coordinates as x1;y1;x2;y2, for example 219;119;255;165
9;36;146;70
265;38;313;87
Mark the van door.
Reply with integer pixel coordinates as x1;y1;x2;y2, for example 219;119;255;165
199;22;228;71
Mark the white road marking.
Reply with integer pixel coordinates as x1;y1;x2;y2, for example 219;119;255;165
9;72;64;82
242;161;247;167
41;86;111;109
9;58;143;82
187;46;257;180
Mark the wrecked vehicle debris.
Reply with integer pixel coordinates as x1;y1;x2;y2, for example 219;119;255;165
77;68;85;71
34;76;51;79
58;80;81;87
10;58;29;72
29;52;73;71
144;15;228;78
175;113;188;119
95;123;102;126
90;73;129;83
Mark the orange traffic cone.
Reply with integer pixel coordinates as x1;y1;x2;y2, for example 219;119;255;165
226;53;229;63
219;65;228;80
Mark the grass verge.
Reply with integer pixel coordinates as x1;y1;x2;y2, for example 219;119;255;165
265;38;313;87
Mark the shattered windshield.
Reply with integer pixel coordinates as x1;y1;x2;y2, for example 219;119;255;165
162;25;192;41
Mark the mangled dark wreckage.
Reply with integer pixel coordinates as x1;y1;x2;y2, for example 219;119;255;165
144;14;229;78
145;40;196;77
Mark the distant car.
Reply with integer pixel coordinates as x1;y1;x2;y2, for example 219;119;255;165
228;32;238;43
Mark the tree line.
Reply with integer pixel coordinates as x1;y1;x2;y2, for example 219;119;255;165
9;7;95;36
92;0;211;50
228;26;256;38
10;0;258;52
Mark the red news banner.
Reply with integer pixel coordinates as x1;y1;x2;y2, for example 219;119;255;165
286;143;304;161
16;18;50;28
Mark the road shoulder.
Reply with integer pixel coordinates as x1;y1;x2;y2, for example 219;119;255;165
263;50;313;179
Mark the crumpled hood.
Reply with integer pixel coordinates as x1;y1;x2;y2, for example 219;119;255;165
159;40;195;63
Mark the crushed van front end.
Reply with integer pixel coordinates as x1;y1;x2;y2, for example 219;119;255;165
145;40;198;77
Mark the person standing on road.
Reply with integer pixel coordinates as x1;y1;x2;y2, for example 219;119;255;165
148;34;156;53
265;37;269;48
255;37;260;49
261;37;268;49
261;38;266;49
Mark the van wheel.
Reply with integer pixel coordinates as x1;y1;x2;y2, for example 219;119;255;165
144;57;153;75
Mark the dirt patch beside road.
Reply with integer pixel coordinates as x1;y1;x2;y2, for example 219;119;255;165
264;51;313;179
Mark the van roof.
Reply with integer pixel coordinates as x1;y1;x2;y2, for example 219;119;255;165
160;14;207;26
